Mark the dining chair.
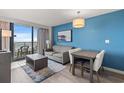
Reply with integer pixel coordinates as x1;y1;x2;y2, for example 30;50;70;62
83;50;105;82
69;48;82;72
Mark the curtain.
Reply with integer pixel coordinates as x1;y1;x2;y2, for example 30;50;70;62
37;28;49;54
0;21;10;51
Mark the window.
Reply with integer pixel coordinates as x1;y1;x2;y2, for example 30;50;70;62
13;24;38;60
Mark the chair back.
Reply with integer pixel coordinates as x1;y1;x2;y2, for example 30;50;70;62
20;46;29;53
69;48;81;64
93;50;105;72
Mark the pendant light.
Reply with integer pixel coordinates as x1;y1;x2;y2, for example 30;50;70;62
73;11;85;28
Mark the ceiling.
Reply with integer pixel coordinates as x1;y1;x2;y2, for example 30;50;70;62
0;9;119;27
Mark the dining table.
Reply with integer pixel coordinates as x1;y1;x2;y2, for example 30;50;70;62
71;50;98;83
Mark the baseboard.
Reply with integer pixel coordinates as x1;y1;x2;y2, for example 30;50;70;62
103;66;124;75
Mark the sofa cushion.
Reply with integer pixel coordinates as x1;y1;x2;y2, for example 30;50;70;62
45;51;55;56
53;53;62;58
53;45;72;53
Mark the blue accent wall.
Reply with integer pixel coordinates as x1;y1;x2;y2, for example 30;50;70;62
52;10;124;71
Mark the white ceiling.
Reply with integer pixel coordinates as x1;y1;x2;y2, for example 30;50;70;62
0;9;119;27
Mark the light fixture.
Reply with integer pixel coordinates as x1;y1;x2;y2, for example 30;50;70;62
73;11;85;28
46;40;50;49
1;30;11;37
0;30;11;51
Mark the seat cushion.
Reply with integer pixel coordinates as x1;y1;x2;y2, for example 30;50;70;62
45;51;55;56
53;53;62;58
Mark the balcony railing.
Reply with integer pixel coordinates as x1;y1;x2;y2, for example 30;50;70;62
14;42;37;59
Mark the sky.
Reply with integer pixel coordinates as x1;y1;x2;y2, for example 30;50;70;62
14;24;37;42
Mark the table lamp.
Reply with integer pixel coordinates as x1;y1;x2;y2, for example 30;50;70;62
1;30;11;51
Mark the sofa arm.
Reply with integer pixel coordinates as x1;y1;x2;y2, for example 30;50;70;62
62;51;70;64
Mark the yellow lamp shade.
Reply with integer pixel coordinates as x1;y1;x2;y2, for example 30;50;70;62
73;18;85;28
2;30;11;37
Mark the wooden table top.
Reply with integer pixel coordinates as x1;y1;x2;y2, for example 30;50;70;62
72;50;98;59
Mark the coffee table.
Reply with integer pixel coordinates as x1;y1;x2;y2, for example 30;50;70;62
26;54;48;71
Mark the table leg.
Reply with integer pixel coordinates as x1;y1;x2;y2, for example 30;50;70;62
90;58;93;83
72;56;75;75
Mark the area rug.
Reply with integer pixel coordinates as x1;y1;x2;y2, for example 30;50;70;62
21;60;66;83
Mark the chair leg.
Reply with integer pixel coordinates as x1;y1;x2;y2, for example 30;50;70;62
101;66;104;72
96;71;100;82
69;64;72;72
81;63;84;77
99;66;104;77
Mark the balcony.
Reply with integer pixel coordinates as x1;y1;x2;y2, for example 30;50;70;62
14;42;37;59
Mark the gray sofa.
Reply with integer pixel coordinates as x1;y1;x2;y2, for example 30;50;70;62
45;45;73;64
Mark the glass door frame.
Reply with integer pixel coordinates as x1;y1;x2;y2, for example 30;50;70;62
10;23;36;61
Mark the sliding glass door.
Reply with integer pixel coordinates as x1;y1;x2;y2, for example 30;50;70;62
13;24;32;60
13;24;38;60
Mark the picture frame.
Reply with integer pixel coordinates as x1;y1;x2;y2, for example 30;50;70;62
57;30;72;42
